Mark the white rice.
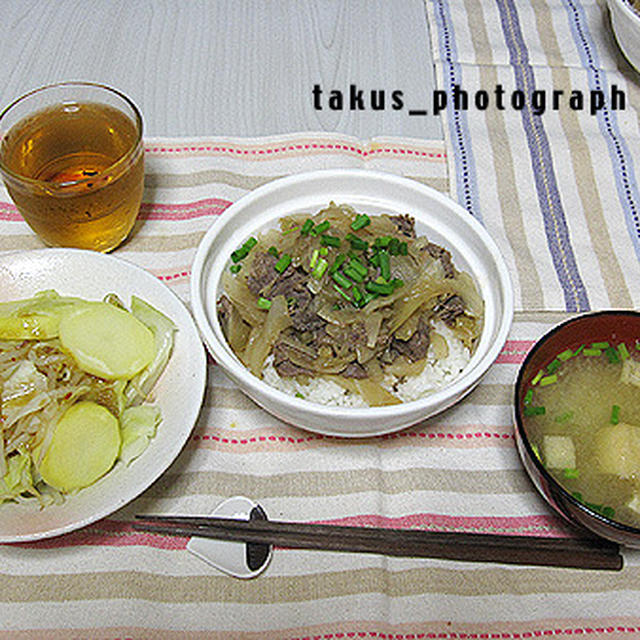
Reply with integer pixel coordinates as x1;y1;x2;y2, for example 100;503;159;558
262;320;470;407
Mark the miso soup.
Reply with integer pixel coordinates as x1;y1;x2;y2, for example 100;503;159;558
522;340;640;529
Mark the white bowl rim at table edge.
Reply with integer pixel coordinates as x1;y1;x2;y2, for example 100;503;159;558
190;169;514;437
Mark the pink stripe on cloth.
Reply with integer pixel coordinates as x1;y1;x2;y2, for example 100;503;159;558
496;340;536;364
3;623;640;640
139;197;231;221
143;140;448;161
10;512;573;551
315;512;573;538
12;519;187;551
0;198;232;222
0;201;20;221
191;424;515;452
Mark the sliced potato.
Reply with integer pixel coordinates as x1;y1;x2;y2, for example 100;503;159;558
59;302;155;380
39;401;121;493
594;422;640;479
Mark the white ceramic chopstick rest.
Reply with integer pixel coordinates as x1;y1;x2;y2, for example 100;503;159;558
186;495;272;579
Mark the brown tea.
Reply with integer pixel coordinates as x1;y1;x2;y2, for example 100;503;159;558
0;101;143;252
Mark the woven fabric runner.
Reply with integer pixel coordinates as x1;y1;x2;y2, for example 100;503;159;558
2;2;640;634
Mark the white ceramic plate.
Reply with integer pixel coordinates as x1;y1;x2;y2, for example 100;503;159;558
191;169;513;438
0;248;207;543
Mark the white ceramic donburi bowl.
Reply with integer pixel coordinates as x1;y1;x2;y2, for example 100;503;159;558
608;0;640;73
191;169;513;438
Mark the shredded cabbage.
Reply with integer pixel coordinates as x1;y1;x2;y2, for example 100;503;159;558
0;290;176;508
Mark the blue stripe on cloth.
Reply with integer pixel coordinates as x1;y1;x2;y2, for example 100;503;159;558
564;0;640;264
431;0;483;222
497;0;590;312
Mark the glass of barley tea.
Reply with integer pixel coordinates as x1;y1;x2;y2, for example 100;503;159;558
0;82;144;252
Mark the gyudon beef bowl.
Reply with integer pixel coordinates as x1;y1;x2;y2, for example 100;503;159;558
191;170;513;437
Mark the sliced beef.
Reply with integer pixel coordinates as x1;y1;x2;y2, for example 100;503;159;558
424;242;455;278
217;294;233;333
341;362;368;379
390;317;431;362
269;267;325;332
434;294;466;327
246;251;279;295
272;342;314;377
389;214;416;238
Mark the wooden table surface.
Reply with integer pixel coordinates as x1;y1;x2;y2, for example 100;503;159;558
0;0;441;140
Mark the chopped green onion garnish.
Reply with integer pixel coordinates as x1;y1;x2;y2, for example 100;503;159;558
350;213;371;231
311;220;330;236
379;251;391;281
332;271;353;289
399;241;408;255
611;404;621;425
343;266;364;283
591;341;610;350
352;285;364;306
524;389;534;405
229;264;242;274
539;374;557;387
531;443;541;461
531;370;544;385
309;249;319;270
348;257;368;277
583;348;602;356
320;234;341;248
602;506;616;519
618;342;630;361
361;291;379;306
388;237;400;255
311;258;328;279
605;346;620;364
319;247;329;256
257;297;271;310
231;248;248;263
524;405;546;416
300;219;314;236
295;391;305;399
546;358;561;374
365;281;394;295
573;344;585;356
345;233;368;251
391;278;404;289
282;225;300;236
243;237;258;250
557;348;575;361
275;254;292;273
369;252;381;267
330;254;347;274
333;283;352;301
267;246;279;258
555;411;574;423
375;236;392;248
563;468;579;479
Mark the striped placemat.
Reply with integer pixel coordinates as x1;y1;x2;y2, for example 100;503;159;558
427;0;640;314
1;128;639;636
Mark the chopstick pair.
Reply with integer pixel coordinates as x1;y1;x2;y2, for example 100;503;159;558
133;513;623;571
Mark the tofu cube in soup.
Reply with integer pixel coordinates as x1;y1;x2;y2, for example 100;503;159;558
594;422;640;479
542;435;576;470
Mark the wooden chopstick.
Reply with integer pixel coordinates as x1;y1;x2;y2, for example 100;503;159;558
133;514;623;570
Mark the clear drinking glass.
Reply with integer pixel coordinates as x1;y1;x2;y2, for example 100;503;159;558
0;82;144;252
